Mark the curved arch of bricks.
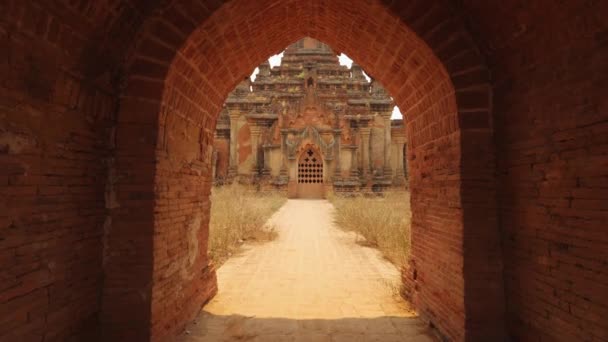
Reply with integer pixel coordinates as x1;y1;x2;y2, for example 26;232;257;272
3;1;607;342
105;0;501;340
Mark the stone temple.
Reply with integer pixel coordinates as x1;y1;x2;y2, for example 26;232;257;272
213;37;407;198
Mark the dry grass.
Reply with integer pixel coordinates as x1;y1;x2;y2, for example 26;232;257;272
208;184;286;266
331;192;411;266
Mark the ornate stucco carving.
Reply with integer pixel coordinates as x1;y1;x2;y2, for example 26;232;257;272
286;126;335;160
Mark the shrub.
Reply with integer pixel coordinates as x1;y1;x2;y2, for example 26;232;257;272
332;192;411;266
208;184;286;266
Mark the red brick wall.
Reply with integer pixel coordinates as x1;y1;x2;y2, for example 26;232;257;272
0;1;151;340
213;139;229;179
150;54;220;340
237;123;253;166
382;2;504;339
463;1;608;340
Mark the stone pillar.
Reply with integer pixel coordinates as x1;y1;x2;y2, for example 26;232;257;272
350;145;359;177
346;146;356;176
403;142;408;179
279;129;288;177
356;130;363;172
228;111;240;177
332;129;342;179
383;116;392;177
394;136;406;185
350;129;360;178
211;150;217;180
360;126;371;177
249;124;262;175
262;144;272;176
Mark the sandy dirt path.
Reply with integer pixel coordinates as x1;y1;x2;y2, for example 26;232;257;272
179;199;436;341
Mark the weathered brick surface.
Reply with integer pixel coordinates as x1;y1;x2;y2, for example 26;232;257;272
1;0;605;341
462;1;608;340
0;1;162;341
0;2;125;340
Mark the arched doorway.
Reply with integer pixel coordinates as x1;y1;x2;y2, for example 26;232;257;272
105;0;501;340
297;146;324;199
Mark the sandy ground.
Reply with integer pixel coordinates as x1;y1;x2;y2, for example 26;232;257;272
178;199;437;341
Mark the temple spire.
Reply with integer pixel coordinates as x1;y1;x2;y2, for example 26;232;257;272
234;77;251;95
351;62;366;80
258;61;271;77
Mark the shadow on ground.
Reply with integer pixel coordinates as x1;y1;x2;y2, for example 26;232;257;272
178;312;438;341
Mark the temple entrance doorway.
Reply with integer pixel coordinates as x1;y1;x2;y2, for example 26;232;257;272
296;146;324;199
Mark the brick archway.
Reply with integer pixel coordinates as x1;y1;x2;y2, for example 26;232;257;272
107;0;501;340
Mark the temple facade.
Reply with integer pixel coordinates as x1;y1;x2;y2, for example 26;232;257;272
213;38;407;198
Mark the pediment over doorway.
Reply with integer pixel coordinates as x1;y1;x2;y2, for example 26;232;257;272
285;126;335;161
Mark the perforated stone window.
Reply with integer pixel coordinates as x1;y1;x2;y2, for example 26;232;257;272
298;149;323;184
